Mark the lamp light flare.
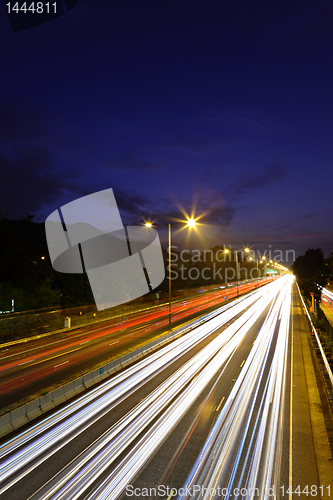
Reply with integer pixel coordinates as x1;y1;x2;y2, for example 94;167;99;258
186;218;196;228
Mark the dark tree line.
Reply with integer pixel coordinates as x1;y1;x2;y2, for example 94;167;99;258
0;214;283;312
0;214;94;311
291;248;333;302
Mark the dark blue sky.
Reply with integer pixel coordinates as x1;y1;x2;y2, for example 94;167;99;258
1;0;333;263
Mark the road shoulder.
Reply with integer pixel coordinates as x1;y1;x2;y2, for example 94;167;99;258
293;286;333;499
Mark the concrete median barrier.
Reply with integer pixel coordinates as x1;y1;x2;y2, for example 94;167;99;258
26;399;43;421
0;413;14;438
39;393;55;413
73;376;85;394
92;369;103;385
105;360;115;375
83;372;94;389
10;406;29;430
62;381;77;400
100;366;109;380
52;386;67;406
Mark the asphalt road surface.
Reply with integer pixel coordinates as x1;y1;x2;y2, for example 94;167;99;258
0;277;332;500
0;280;270;412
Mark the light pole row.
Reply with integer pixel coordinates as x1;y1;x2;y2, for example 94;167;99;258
144;222;286;329
224;247;251;296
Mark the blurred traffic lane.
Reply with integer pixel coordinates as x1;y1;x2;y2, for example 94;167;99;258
0;281;281;499
0;279;274;411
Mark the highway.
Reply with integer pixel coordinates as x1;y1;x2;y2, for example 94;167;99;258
0;279;271;411
0;276;332;500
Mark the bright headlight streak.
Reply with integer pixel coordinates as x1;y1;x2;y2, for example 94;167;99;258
244;285;292;500
204;278;289;498
179;293;282;495
224;285;291;500
229;363;273;500
28;283;280;500
30;330;242;500
227;280;292;499
201;292;286;495
76;284;285;500
269;290;291;496
176;276;293;500
0;300;239;460
0;283;280;492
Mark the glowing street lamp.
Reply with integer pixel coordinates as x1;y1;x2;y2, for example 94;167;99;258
262;255;267;276
186;218;196;228
145;218;197;330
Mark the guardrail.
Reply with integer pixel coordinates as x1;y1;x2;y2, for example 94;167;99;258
297;283;333;388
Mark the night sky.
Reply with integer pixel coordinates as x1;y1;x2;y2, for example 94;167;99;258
1;0;333;264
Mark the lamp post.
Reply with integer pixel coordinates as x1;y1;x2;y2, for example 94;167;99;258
235;252;239;296
224;248;239;296
145;218;196;331
248;255;259;279
225;247;249;297
262;256;267;277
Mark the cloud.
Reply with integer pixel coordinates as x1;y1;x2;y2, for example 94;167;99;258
0;104;46;142
0;150;60;217
289;232;333;240
0;103;93;218
112;188;153;223
112;185;236;232
114;164;286;236
224;162;287;201
108;155;163;171
302;212;318;219
114;188;186;225
275;225;291;230
204;109;295;135
248;236;296;245
188;187;236;227
0;149;85;218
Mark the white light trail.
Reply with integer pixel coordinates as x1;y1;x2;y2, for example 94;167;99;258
28;283;281;500
177;276;294;500
0;285;273;494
